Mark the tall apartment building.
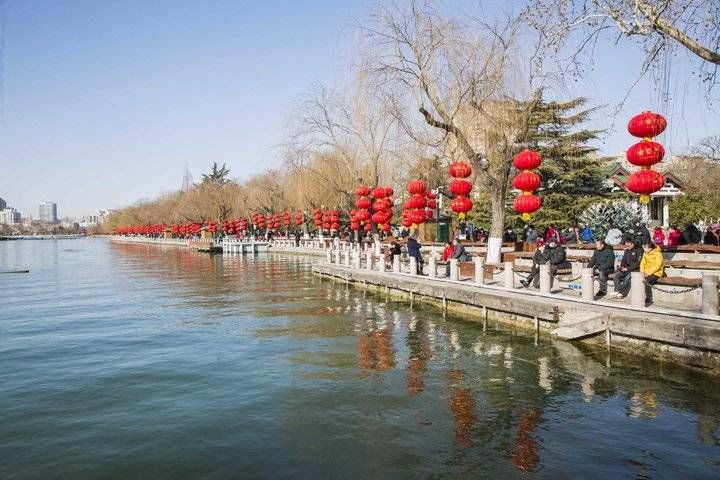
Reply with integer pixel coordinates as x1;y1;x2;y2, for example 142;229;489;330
0;197;7;210
0;208;21;225
39;202;58;223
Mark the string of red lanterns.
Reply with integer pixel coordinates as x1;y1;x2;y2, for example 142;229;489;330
512;150;543;222
448;161;473;220
625;111;667;204
403;180;428;229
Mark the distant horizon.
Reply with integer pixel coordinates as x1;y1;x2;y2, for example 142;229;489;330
2;0;718;217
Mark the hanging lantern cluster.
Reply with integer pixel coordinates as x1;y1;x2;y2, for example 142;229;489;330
370;186;394;234
223;218;248;236
425;191;437;220
313;209;322;230
402;180;428;229
294;211;303;226
115;224;167;236
448;161;473;220
251;212;266;231
283;210;291;227
354;185;372;233
512;150;543;222
625;111;667;204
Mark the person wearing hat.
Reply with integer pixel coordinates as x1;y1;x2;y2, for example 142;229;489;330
520;239;549;288
406;233;424;274
705;224;720;246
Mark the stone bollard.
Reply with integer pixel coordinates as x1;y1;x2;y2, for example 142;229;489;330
450;259;459;281
376;254;385;272
539;264;551;294
630;271;645;307
344;250;350;266
474;257;485;285
326;251;332;264
702;274;719;315
581;268;594;301
503;261;514;288
409;257;418;276
353;251;361;270
365;252;373;271
393;255;401;273
428;255;437;278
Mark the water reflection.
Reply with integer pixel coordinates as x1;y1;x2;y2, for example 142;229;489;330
107;242;720;477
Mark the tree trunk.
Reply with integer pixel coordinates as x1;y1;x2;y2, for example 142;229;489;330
486;183;507;265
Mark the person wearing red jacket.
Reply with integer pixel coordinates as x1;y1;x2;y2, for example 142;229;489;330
667;225;682;247
441;241;454;262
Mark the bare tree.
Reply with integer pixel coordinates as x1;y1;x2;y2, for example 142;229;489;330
364;1;546;263
691;135;720;163
527;0;720;90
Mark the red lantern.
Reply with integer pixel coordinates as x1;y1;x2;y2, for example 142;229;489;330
355;209;371;222
448;161;472;178
450;197;473;217
408;209;426;225
512;171;541;192
407;180;427;195
364;223;372;232
351;222;360;231
626;141;664;167
513;194;542;221
372;199;386;211
626;170;664;204
628;111;667;139
371;210;392;225
355;185;371;196
380;223;391;233
425;209;433;219
407;195;426;209
384;187;394;197
513;150;542;170
449;179;472;196
330;222;340;231
372;187;386;199
401;217;412;228
427;199;437;209
356;197;371;209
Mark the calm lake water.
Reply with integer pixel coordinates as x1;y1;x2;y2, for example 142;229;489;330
1;238;719;479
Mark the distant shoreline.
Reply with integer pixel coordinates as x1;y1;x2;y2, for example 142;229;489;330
0;234;87;241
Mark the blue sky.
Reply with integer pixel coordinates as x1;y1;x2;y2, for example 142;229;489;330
1;0;718;217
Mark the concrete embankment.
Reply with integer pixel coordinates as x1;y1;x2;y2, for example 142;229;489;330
313;263;720;374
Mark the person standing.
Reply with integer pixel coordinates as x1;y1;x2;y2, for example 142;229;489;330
613;239;643;298
406;234;424;275
520;240;549;288
640;242;665;307
667;225;682;247
652;226;666;246
587;239;616;299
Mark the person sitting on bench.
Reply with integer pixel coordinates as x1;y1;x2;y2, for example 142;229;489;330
587;238;616;299
640;241;665;307
613;238;642;299
545;238;569;288
520;240;548;288
445;237;470;277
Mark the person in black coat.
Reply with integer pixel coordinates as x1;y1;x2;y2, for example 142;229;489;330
406;235;423;274
520;240;549;288
681;223;702;244
612;238;643;298
587;238;616;298
545;239;568;288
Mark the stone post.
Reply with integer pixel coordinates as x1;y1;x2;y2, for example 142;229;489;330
582;268;594;301
344;250;350;266
326;251;332;264
353;251;361;270
428;255;437;278
504;261;514;288
393;255;401;273
474;257;485;285
630;272;645;307
376;254;384;272
450;259;459;281
539;264;551;294
364;252;372;271
702;274;719;315
409;257;418;276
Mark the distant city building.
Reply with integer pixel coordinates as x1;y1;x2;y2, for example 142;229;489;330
0;208;21;225
0;197;6;210
39;202;58;223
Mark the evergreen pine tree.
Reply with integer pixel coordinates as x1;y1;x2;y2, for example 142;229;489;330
505;94;611;230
